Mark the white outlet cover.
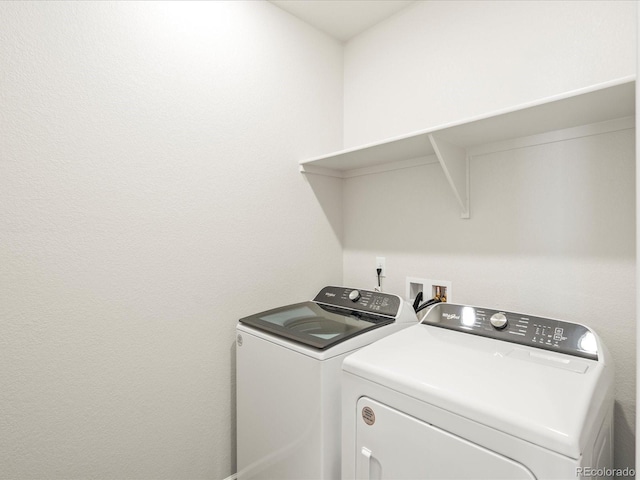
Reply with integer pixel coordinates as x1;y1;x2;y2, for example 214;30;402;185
376;257;386;276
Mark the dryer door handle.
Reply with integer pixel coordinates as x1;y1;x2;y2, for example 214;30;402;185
361;446;373;480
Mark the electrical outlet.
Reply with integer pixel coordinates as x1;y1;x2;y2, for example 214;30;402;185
406;277;452;303
375;257;386;292
375;257;386;277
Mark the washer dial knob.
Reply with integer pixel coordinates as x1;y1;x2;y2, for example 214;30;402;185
348;290;361;302
490;312;508;330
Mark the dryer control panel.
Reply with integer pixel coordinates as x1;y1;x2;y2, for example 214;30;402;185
422;303;598;360
313;286;401;318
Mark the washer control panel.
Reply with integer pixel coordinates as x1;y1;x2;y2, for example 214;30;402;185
313;286;400;317
423;303;598;360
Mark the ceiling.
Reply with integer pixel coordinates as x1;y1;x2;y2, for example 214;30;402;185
269;0;416;42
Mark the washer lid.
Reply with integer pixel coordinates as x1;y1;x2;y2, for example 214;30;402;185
343;322;613;459
238;301;393;350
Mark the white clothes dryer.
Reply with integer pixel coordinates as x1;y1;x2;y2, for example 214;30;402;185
236;286;418;480
342;303;614;479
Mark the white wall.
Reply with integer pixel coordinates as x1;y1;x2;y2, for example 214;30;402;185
342;0;636;471
344;0;636;147
637;3;640;472
0;2;343;478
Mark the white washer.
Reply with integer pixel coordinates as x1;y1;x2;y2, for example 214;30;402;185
236;286;418;480
342;303;614;479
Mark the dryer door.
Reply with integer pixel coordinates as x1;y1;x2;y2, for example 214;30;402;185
355;398;536;480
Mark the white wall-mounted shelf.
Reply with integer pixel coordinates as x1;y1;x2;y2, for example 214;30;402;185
300;77;636;219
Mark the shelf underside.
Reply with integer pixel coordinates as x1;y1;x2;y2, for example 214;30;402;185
300;80;635;174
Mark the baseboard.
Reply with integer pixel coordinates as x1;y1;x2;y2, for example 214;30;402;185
222;474;237;480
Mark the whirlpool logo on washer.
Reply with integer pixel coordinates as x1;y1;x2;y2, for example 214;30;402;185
443;313;460;321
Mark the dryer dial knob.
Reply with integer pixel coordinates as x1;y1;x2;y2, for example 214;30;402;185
490;313;508;330
348;290;361;302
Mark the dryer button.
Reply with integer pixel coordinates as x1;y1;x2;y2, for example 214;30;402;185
490;313;508;330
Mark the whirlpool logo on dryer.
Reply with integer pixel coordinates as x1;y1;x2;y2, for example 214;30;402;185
443;313;460;320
